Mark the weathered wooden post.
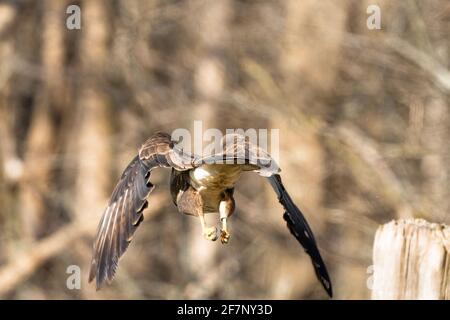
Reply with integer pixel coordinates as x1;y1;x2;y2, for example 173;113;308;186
372;219;450;299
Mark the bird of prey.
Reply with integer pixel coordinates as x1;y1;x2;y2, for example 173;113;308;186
88;132;332;297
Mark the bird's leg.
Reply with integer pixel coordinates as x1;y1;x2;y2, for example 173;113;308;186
220;216;230;244
219;201;231;244
199;213;218;241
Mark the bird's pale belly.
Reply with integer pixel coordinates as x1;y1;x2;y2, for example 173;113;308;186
189;164;242;191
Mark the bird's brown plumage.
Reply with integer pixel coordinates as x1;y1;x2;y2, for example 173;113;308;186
89;132;332;297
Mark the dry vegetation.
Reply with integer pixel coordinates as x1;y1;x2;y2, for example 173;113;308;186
0;0;449;299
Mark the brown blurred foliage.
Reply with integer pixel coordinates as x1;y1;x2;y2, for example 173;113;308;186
0;0;449;299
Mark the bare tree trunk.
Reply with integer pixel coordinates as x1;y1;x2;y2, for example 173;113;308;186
0;35;23;259
0;2;17;37
73;0;112;220
18;0;67;241
183;0;231;299
71;0;112;295
372;219;450;299
264;0;346;298
421;95;450;223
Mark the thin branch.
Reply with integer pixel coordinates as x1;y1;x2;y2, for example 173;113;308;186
334;122;416;218
344;33;450;94
0;195;164;297
0;220;94;297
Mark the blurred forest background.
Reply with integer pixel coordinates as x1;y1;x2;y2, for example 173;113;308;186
0;0;449;299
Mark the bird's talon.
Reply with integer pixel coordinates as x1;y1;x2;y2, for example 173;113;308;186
220;230;230;244
203;226;218;241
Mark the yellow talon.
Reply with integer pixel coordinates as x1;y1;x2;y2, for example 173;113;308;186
203;226;218;241
220;229;230;244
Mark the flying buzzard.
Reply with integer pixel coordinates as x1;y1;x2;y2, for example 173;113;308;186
88;132;332;297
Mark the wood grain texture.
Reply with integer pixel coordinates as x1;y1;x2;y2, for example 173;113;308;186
372;219;450;299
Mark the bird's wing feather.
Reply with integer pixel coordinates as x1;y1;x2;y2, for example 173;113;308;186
89;132;194;289
268;174;333;297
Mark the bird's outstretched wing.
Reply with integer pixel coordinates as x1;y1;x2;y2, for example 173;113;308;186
88;132;194;289
268;174;332;297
